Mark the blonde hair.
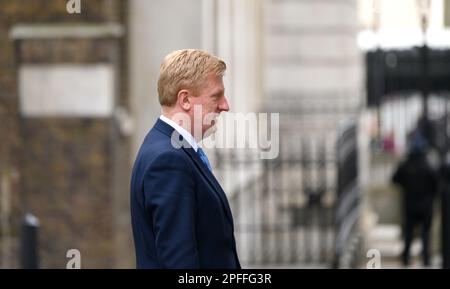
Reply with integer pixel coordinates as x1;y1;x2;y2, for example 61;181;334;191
157;49;226;107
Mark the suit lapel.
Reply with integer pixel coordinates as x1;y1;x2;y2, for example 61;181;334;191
182;146;235;229
153;119;235;229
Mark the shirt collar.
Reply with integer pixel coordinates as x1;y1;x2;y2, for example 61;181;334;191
159;115;198;152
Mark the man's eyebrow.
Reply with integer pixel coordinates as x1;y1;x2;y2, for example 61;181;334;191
212;89;224;96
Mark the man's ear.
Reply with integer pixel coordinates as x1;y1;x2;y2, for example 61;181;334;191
177;89;191;111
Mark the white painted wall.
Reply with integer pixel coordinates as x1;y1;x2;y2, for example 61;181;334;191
128;0;203;158
265;0;363;131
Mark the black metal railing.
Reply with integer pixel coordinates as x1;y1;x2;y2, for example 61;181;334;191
214;117;360;267
333;122;361;268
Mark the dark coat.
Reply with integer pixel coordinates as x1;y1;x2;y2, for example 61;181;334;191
130;119;240;269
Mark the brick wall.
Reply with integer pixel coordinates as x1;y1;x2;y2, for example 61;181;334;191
0;0;132;268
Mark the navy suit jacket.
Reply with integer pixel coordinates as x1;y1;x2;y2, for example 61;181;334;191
130;119;241;269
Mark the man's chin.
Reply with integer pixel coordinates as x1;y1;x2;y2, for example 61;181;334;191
203;124;217;139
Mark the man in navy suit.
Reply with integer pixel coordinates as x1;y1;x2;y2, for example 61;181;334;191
130;49;240;268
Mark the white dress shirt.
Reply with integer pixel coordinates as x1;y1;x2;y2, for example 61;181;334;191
159;115;198;152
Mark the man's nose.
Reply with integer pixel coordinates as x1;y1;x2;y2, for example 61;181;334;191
219;96;230;112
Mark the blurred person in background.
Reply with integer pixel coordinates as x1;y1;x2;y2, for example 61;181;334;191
382;131;396;154
130;49;240;269
392;130;439;267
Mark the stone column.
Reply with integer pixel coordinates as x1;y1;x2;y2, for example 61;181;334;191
128;0;203;158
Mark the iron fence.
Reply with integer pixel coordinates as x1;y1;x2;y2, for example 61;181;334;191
214;117;360;268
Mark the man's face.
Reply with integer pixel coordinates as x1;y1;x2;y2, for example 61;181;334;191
190;74;229;139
